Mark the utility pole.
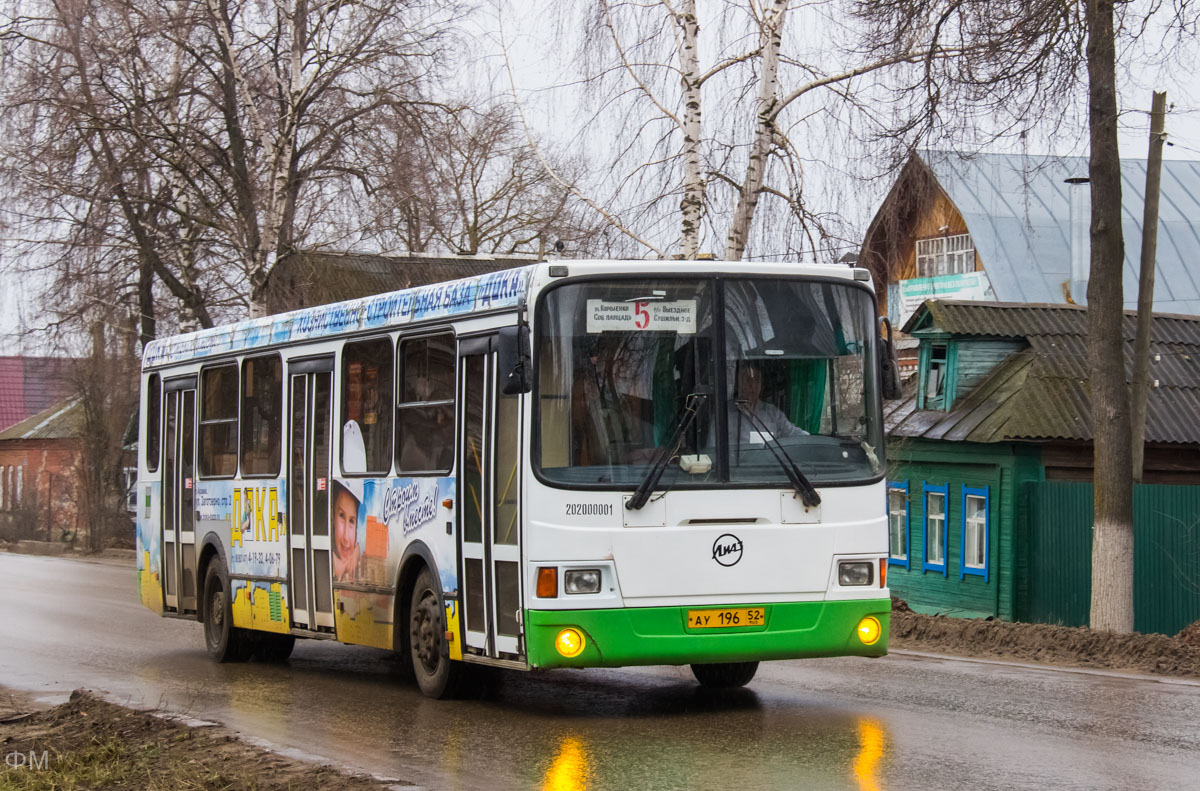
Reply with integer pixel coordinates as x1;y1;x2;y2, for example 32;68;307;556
1131;91;1167;482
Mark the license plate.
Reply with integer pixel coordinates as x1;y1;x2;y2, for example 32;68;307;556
687;607;765;629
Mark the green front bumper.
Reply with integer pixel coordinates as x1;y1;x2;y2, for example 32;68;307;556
525;598;890;669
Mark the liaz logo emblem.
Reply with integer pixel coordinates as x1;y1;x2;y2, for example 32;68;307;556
712;533;744;567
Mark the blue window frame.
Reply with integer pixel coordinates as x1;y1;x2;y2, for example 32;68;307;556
922;482;948;576
887;481;910;568
961;485;990;581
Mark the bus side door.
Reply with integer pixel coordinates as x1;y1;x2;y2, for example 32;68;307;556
459;335;524;661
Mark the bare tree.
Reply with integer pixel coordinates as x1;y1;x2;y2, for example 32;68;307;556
2;0;462;328
362;102;599;256
532;0;953;261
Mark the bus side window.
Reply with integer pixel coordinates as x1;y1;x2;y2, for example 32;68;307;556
240;354;282;477
199;364;239;477
342;337;393;475
145;373;161;473
396;332;455;474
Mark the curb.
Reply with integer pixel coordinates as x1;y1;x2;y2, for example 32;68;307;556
889;647;1200;686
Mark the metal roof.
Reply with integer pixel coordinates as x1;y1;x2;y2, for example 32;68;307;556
887;300;1200;445
0;397;83;441
919;150;1200;316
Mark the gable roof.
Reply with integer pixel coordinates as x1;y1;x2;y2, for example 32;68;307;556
870;150;1200;316
0;356;77;433
886;300;1200;445
0;397;83;441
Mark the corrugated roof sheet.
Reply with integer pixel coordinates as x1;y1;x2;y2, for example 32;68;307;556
0;356;76;433
0;397;83;441
887;301;1200;445
920;150;1200;316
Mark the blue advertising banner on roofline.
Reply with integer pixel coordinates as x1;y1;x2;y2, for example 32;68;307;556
142;266;532;369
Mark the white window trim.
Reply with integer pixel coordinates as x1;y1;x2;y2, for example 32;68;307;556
916;234;975;278
887;484;909;563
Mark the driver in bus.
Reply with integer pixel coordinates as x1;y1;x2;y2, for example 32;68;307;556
726;362;808;447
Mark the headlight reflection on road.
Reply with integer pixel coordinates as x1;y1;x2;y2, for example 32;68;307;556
852;718;886;791
542;735;592;791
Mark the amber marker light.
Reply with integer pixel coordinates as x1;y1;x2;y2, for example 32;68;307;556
857;616;882;645
537;567;558;598
555;628;586;658
880;559;887;589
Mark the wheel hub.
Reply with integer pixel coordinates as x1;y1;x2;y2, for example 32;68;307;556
412;595;441;671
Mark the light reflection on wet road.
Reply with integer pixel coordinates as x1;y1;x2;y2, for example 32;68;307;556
1;554;1197;790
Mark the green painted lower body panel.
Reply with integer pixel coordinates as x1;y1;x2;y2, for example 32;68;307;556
525;599;890;669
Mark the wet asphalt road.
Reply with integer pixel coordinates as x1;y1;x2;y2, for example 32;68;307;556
1;553;1197;791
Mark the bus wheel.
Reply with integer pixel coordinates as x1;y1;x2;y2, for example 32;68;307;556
409;568;464;699
690;661;759;688
202;564;253;663
255;634;296;662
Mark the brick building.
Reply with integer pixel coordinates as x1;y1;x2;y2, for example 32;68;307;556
0;398;84;541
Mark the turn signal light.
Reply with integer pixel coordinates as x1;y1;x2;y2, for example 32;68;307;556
537;566;558;598
880;559;887;589
555;627;586;658
856;616;882;645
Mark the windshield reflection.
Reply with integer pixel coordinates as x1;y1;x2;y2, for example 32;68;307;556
535;277;882;488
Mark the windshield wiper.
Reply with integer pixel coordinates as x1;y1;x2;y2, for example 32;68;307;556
626;393;708;511
734;402;822;508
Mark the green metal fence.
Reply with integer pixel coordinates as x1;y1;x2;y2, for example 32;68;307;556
1024;481;1200;635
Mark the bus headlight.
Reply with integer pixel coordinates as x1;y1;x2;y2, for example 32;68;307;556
856;617;882;645
838;561;874;586
555;628;586;657
564;569;601;594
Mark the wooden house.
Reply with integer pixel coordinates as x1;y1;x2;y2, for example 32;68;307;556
884;300;1200;633
860;151;1200;372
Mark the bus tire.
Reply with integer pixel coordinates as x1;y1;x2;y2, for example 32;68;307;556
409;568;465;699
202;564;254;663
255;633;296;662
690;661;759;688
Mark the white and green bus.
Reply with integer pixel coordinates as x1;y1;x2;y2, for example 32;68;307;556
136;260;896;697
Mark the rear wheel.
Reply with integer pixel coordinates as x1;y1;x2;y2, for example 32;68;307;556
690;661;759;688
202;564;254;662
409;568;466;699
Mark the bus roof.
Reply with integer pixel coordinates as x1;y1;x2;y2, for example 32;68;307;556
142;265;534;370
141;259;866;370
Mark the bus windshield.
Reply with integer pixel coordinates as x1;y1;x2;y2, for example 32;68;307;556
534;276;882;488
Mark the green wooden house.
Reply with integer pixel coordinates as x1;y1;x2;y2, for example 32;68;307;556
884;300;1200;632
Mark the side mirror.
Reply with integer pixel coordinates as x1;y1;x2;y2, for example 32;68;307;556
879;317;902;400
498;324;532;395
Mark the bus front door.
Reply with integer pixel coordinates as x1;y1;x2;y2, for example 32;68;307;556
161;379;198;613
459;336;524;661
287;359;335;631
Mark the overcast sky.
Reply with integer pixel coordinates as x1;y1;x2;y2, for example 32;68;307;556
2;1;1198;352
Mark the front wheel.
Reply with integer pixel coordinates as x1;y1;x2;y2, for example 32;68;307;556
255;633;296;662
203;564;254;662
409;568;466;698
691;661;759;688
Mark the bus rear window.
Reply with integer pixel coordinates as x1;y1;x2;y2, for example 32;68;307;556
342;338;393;475
199;365;239;477
241;355;282;477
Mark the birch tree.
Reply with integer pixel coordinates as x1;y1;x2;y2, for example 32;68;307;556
538;0;952;261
